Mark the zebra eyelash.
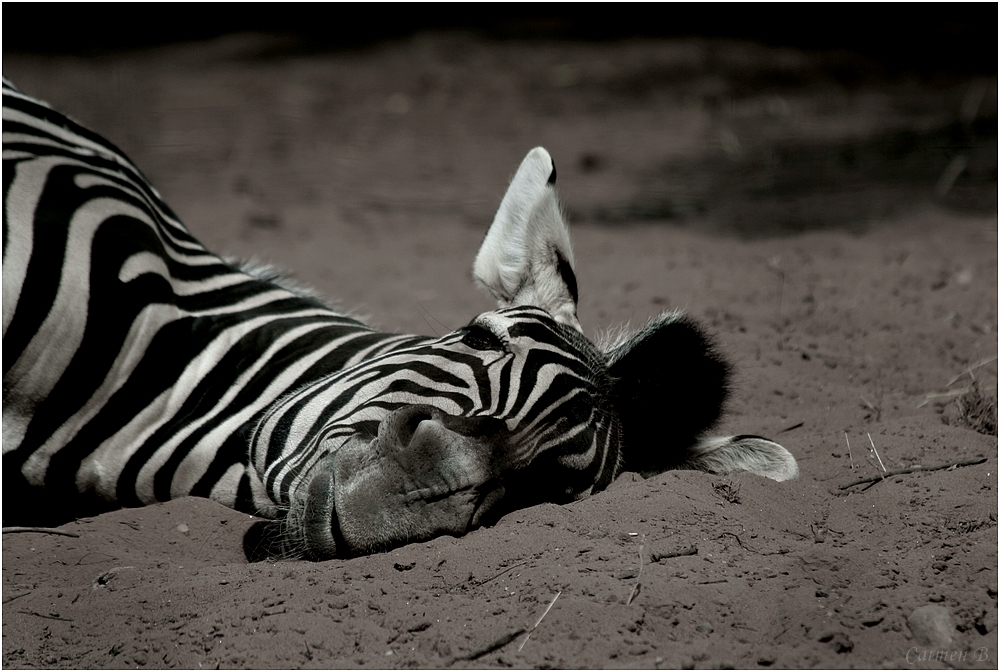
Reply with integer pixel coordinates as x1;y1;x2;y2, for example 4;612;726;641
459;325;506;352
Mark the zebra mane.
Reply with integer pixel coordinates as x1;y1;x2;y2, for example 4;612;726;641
595;309;687;358
224;255;330;304
593;322;635;356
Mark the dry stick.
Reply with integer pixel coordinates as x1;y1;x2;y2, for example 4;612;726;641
717;531;751;551
3;592;32;605
446;561;529;592
779;421;804;434
447;626;527;664
917;388;970;408
18;610;73;622
652;546;698;562
947;355;998;386
625;533;645;606
2;526;80;538
844;433;854;471
518;591;562;652
839;458;987;490
867;433;886;473
472;561;529;587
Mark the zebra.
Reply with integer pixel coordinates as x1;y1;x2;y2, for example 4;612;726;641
2;79;797;560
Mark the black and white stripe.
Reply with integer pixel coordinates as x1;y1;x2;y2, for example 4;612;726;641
4;79;379;519
3;79;797;557
249;306;621;512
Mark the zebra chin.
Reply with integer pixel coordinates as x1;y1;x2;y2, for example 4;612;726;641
243;454;347;562
301;453;343;561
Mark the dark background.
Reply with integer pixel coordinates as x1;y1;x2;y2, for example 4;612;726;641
4;4;997;234
5;3;996;76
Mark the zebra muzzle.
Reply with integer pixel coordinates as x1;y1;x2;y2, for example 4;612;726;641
313;405;513;556
302;453;345;560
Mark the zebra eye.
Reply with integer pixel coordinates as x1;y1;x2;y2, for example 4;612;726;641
460;325;505;351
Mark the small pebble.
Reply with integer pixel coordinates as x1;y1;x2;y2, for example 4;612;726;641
175;523;189;534
696;622;714;634
908;604;954;648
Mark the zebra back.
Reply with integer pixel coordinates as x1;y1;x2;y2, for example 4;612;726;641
3;79;404;521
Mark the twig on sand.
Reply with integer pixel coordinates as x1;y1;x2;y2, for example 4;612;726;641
446;626;527;665
947;355;998;386
651;546;698;562
916;355;998;407
3;592;32;604
917;388;970;408
867;433;887;473
471;561;528;587
18;610;73;622
717;531;751;551
839;458;987;490
518;591;562;651
778;421;804;434
2;526;80;538
844;433;854;471
625;534;645;606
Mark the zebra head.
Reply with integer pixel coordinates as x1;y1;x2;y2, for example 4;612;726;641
249;148;797;559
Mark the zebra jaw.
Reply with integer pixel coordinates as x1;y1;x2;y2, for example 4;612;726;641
297;406;512;559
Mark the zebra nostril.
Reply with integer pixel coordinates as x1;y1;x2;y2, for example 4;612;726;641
401;414;426;445
390;405;437;448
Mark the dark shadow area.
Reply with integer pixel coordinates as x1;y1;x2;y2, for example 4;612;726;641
2;470;119;527
4;4;995;76
574;114;997;237
4;7;995;238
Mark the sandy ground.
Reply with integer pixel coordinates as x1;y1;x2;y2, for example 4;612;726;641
3;34;997;669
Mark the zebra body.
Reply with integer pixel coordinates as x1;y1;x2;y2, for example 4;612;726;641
2;80;797;559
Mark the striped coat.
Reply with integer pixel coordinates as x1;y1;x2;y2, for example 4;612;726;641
3;79;796;558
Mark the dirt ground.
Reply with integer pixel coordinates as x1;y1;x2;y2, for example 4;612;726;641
3;34;997;669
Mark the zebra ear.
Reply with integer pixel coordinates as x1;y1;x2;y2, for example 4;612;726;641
606;313;731;474
607;313;798;481
473;147;581;332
